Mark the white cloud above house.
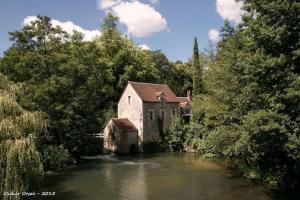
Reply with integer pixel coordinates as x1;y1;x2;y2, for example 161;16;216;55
98;0;167;37
139;44;151;50
216;0;244;23
23;16;101;41
208;28;220;43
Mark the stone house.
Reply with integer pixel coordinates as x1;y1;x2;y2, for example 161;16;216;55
104;81;192;153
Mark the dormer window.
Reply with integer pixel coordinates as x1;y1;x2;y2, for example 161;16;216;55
159;96;165;106
128;96;131;104
155;91;166;106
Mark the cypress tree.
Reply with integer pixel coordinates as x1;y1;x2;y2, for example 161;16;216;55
191;37;204;123
192;37;203;95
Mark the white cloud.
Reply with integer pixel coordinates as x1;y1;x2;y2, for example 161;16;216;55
216;0;244;23
208;29;220;43
98;0;122;9
23;16;101;41
112;1;167;37
23;16;39;26
139;44;151;50
98;0;167;37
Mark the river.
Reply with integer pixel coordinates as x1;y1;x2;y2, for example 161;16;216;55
40;153;297;200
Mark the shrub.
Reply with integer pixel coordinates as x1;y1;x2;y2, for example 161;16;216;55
165;117;187;151
42;145;71;170
143;140;164;153
184;122;206;153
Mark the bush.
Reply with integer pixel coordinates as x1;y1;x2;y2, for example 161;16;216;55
143;140;164;153
42;145;71;170
184;122;206;153
164;117;207;153
165;117;187;151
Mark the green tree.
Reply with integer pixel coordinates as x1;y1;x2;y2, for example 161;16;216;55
101;12;119;30
203;0;300;187
192;37;203;95
0;74;46;199
0;14;163;158
97;13;160;96
220;20;235;42
0;15;115;156
165;117;187;151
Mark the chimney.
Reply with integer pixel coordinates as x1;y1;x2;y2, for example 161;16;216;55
187;90;192;101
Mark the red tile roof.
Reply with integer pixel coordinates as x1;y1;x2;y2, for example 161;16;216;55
129;82;179;103
111;118;137;131
177;97;191;103
179;101;191;109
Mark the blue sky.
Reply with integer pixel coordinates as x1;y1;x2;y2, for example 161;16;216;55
0;0;243;62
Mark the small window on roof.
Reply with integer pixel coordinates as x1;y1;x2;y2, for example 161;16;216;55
160;96;165;106
128;96;131;104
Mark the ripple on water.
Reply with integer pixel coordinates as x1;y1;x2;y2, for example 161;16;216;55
46;153;296;200
80;155;120;162
80;155;161;168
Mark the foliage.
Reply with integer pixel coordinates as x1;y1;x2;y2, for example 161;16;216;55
220;20;235;42
184;122;206;153
42;145;71;170
0;74;46;199
164;117;187;151
163;0;300;188
192;37;203;95
0;14;171;157
0;1;299;189
200;0;300;187
191;38;210;122
143;140;164;153
164;117;206;153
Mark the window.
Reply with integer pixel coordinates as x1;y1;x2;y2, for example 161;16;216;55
160;110;165;120
148;110;153;121
128;96;131;104
172;109;177;116
159;96;165;106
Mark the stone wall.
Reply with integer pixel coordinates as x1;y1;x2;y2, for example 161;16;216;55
103;120;138;154
142;102;179;142
117;83;180;149
118;84;143;145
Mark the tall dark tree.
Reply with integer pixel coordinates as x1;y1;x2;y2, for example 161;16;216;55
192;37;203;95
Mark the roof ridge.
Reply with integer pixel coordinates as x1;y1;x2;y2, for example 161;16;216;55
112;118;128;120
127;81;180;103
128;81;168;86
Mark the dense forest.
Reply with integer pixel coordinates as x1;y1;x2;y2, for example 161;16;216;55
166;0;300;188
0;0;299;198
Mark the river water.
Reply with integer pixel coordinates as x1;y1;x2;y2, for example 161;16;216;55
41;153;296;200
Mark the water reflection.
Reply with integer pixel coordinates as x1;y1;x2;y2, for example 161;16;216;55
120;165;146;200
41;153;299;200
